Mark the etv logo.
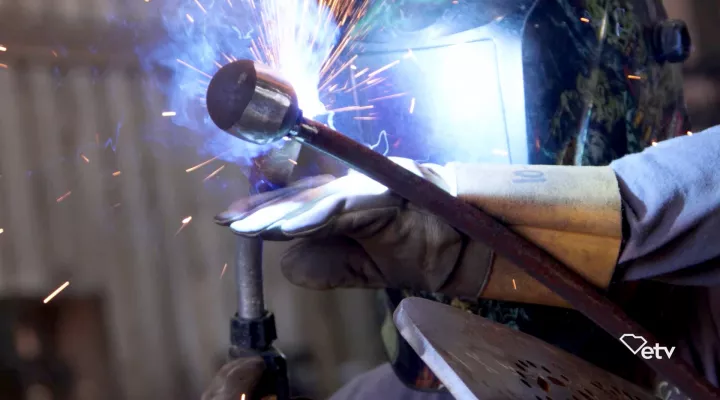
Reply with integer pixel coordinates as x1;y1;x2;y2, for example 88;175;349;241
620;334;676;359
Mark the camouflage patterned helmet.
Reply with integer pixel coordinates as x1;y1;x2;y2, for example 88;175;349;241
334;0;691;392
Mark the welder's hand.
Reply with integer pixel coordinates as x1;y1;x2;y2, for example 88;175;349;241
215;158;493;299
201;354;265;400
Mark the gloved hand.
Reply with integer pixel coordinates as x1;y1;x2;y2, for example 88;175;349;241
215;158;494;299
216;158;623;306
201;353;265;400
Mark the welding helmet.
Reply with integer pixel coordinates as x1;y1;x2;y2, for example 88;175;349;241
323;0;691;392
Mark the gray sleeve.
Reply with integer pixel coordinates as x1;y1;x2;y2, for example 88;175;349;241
609;127;720;285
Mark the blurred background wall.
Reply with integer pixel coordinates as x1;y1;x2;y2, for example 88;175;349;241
0;0;718;399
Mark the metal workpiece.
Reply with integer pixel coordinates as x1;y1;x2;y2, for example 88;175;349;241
393;297;660;400
205;59;720;400
235;235;265;320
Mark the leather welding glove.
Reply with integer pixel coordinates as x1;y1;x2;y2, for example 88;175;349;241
201;354;265;400
216;158;623;307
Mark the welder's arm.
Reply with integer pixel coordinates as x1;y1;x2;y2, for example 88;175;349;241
610;126;720;286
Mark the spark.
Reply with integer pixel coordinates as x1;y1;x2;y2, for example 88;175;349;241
353;67;369;79
512;279;517;290
0;228;4;234
220;263;228;278
144;0;151;2
651;141;658;146
368;92;407;103
56;191;72;203
186;14;194;23
403;49;414;60
0;45;6;52
241;394;246;400
162;111;177;117
368;60;400;78
325;105;373;113
193;0;207;14
203;165;226;181
687;131;693;136
186;155;221;172
288;159;298;165
0;63;7;69
43;281;70;304
176;59;212;79
112;171;122;176
350;64;357;70
51;50;59;57
409;98;416;114
580;17;590;23
353;116;376;120
175;216;193;236
113;203;121;208
627;74;642;80
80;154;90;163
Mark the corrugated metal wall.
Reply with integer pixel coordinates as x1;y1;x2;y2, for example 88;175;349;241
0;1;386;399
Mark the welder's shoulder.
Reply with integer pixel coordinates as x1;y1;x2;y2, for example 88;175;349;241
328;363;454;400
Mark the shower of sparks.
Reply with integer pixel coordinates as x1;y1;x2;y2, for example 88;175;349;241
580;17;590;23
175;216;193;236
220;263;228;278
368;92;407;103
80;154;90;163
512;279;517;290
0;45;6;52
627;74;642;80
112;171;122;176
203;165;225;181
43;281;70;304
409;98;416;114
162;111;177;117
56;191;72;203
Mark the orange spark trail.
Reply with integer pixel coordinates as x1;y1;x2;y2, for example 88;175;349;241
368;93;407;103
368;60;400;78
203;165;226;181
176;59;212;79
56;191;72;203
44;281;70;303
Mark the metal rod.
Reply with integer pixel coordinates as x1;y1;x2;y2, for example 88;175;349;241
235;235;264;320
292;118;720;400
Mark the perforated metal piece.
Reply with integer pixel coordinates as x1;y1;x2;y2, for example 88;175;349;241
394;297;658;400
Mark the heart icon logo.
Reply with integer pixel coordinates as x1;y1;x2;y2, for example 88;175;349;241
620;334;648;354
